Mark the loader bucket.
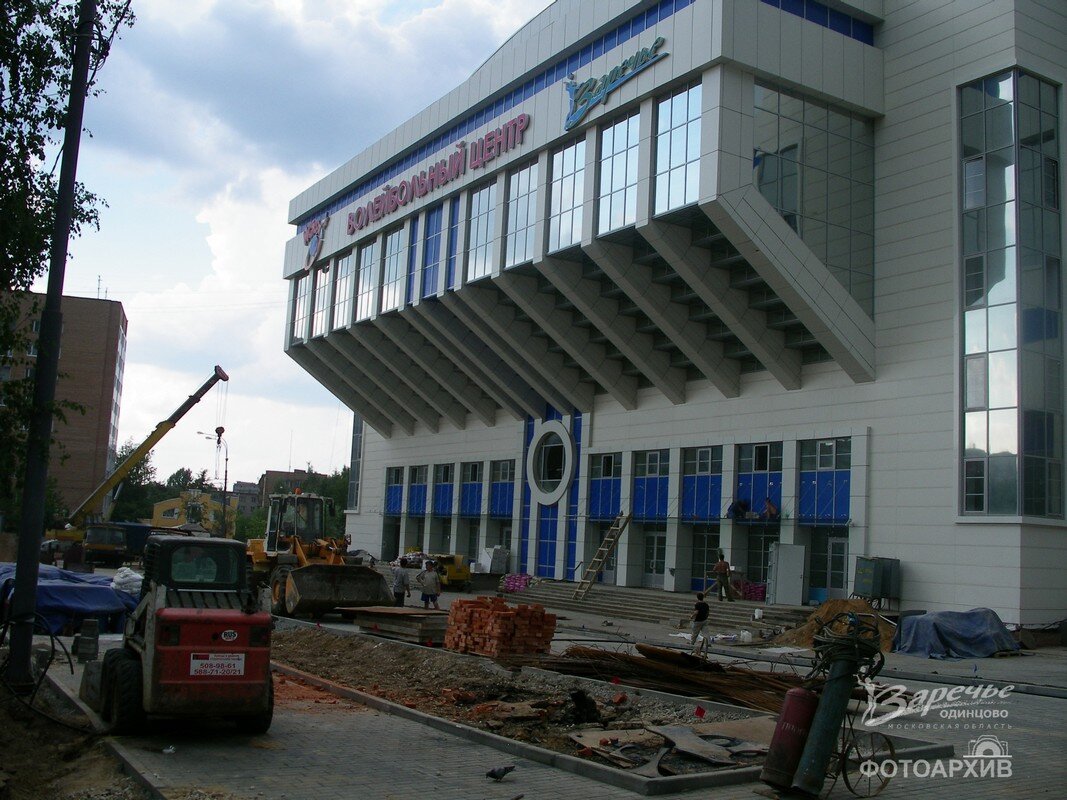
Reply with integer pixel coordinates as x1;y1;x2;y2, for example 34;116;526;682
284;564;392;617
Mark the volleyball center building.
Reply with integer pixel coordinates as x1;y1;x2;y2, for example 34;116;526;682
284;0;1066;625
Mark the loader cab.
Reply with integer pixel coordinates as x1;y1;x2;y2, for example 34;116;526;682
143;535;248;593
264;493;331;552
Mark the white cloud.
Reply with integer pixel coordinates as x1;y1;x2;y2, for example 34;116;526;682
58;0;553;490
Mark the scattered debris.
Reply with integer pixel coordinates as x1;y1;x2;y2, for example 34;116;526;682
772;599;896;652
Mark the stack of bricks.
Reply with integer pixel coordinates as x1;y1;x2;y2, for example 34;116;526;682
444;596;556;657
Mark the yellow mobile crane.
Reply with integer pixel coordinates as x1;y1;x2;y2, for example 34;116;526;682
47;366;229;563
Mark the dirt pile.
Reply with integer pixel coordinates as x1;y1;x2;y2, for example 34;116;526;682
772;599;896;651
0;682;149;800
271;628;749;757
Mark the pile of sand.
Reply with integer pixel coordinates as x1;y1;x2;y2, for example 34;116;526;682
772;598;896;652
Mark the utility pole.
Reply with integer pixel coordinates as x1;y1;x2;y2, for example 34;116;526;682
5;0;98;691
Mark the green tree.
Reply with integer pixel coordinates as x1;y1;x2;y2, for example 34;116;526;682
108;438;167;521
165;467;193;493
0;1;135;531
234;505;268;543
302;466;350;538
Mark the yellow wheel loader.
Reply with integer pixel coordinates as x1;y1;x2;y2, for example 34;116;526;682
246;491;391;617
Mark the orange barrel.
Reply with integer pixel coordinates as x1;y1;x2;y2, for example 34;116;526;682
760;686;820;789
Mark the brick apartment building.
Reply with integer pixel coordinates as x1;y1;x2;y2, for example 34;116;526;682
257;468;327;507
2;292;127;515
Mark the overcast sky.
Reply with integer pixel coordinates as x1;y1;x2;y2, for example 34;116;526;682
52;0;553;489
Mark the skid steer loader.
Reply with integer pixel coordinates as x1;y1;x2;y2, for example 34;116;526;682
246;491;391;617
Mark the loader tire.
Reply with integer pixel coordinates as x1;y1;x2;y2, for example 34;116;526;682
100;647;134;722
270;567;292;617
109;657;144;735
236;675;274;735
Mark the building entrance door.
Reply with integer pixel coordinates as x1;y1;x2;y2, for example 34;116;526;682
827;537;848;599
642;528;666;589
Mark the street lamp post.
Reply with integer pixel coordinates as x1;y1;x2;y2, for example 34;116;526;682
199;428;229;537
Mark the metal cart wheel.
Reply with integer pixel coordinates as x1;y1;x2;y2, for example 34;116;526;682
840;730;896;797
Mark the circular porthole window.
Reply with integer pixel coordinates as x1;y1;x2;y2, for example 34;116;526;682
526;420;575;506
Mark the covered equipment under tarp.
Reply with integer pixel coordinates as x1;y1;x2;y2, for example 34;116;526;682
0;563;138;634
894;607;1020;658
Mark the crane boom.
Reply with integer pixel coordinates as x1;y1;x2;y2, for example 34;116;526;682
67;365;229;527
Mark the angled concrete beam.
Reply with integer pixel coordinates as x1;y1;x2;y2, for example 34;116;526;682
638;218;802;390
348;325;468;429
495;271;637;410
457;283;596;412
305;337;416;435
414;301;547;420
331;331;440;432
286;345;393;437
581;239;740;398
440;291;574;415
373;314;497;427
702;186;876;382
404;308;524;421
416;298;550;420
538;255;688;404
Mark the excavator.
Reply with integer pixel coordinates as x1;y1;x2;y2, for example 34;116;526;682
46;366;229;563
246;490;391;617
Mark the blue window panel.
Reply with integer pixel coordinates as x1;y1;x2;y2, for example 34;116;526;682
405;217;419;307
816;472;835;520
798;471;817;520
567;414;581;576
489;481;514;518
708;475;722;519
602;29;617;50
407;484;427;516
537;504;558;577
432;484;453;517
761;0;781;7
616;20;631;40
736;473;754;508
834;471;851;522
385;485;404;515
805;1;828;26
781;0;804;18
446;197;459;289
460;483;482;517
751;472;769;509
520;417;535;573
588;478;621;520
853;21;874;45
681;475;698;519
421;205;443;299
768;474;782;510
633;476;668;520
827;8;850;34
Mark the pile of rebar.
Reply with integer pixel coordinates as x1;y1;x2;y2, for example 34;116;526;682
505;644;815;713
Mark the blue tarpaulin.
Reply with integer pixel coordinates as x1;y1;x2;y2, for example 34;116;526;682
0;562;138;635
894;608;1020;659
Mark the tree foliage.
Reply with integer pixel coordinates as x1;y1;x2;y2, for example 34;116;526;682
302;466;350;538
108;438;169;522
0;1;134;530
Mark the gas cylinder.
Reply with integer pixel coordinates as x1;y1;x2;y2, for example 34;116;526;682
759;686;820;789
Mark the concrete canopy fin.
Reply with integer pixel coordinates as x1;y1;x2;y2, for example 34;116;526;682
494;270;638;410
637;218;802;391
330;332;440;432
372;314;498;427
701;185;876;382
286;344;393;437
580;240;740;398
305;337;416;435
403;308;524;421
454;283;596;412
413;300;547;420
538;254;690;404
348;324;468;430
440;291;575;415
